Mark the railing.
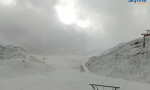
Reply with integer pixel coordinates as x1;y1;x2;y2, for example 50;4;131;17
90;84;120;90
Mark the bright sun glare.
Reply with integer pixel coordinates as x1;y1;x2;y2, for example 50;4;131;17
55;0;90;28
55;5;76;24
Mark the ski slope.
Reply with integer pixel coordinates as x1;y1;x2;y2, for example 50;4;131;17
0;45;150;90
82;62;89;74
0;64;150;90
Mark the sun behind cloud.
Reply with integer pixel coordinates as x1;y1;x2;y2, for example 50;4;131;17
55;5;76;24
55;0;91;28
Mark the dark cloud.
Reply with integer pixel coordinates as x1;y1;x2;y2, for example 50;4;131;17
0;0;150;55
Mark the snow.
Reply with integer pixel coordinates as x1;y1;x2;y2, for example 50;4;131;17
86;36;150;84
0;58;50;80
0;45;150;90
1;69;150;90
88;43;125;57
82;62;89;74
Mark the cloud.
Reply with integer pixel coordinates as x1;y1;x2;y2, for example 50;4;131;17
0;0;150;55
75;0;150;53
0;0;91;55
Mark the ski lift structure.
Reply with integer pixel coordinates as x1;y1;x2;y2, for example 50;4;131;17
88;30;148;90
90;84;120;90
89;60;124;90
89;52;129;90
141;30;150;47
89;30;150;90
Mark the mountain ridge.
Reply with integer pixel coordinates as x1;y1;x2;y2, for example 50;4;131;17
86;36;150;83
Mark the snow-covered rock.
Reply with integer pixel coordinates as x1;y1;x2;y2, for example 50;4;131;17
86;36;150;83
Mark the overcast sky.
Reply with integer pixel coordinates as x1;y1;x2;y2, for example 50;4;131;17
0;0;150;55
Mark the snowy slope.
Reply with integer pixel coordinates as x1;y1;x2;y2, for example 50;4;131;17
1;62;150;90
32;54;88;72
86;36;150;84
0;45;51;79
0;45;30;60
89;43;125;57
0;45;87;79
0;45;150;90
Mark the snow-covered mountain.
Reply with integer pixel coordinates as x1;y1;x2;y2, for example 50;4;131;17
0;45;51;79
0;45;30;60
1;45;150;90
0;45;87;80
86;36;150;84
89;43;125;57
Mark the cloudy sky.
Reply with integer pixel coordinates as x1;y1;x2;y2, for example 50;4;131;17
0;0;150;55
